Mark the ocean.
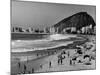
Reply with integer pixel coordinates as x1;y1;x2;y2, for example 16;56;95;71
11;34;77;53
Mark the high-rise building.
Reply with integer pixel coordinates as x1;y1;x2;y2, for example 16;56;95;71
28;27;34;33
93;26;96;34
49;27;56;34
71;27;76;33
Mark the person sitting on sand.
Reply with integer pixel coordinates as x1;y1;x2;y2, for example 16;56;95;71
71;56;77;65
84;55;91;61
76;49;83;55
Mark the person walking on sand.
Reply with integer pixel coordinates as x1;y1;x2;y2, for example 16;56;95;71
49;61;52;68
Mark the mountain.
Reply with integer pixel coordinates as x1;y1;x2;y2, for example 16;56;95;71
53;12;96;33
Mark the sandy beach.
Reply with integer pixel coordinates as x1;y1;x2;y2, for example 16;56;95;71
11;34;96;75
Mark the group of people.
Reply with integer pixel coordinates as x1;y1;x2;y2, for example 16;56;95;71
56;42;95;66
16;41;95;74
69;43;95;65
57;51;67;65
17;62;35;74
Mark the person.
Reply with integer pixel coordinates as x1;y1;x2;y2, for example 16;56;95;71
28;71;31;74
48;52;49;55
70;59;72;65
49;61;52;68
67;51;70;58
63;51;66;54
55;50;57;54
37;53;38;57
61;59;63;65
58;59;60;65
32;68;34;73
18;62;20;68
71;57;77;65
77;49;83;55
57;55;61;65
40;64;42;69
24;64;27;72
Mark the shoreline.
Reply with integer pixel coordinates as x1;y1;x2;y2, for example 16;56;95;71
11;34;96;75
11;34;86;53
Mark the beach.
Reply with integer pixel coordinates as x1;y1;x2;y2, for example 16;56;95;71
11;34;96;75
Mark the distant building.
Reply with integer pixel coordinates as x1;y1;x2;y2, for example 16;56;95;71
11;27;19;32
81;27;85;34
44;28;49;33
55;27;59;33
22;28;26;32
89;24;92;29
49;27;56;34
93;26;96;34
77;30;81;34
71;27;76;33
63;27;71;33
28;27;34;33
11;27;15;32
81;24;94;34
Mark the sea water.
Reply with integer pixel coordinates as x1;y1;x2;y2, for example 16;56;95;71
11;34;76;53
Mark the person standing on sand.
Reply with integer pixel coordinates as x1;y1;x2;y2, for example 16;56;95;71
37;53;38;57
18;62;20;68
67;51;70;58
32;68;34;73
49;61;52;68
58;59;59;65
61;59;63;65
40;64;42;69
24;64;27;72
28;71;31;74
70;59;72;65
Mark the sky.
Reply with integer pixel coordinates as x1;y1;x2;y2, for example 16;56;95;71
11;0;96;29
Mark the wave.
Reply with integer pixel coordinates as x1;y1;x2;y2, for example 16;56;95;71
11;34;76;53
48;34;76;40
11;41;73;53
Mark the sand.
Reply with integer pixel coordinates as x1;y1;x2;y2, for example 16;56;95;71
11;35;96;75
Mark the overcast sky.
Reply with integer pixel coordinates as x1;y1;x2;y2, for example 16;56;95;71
11;0;96;29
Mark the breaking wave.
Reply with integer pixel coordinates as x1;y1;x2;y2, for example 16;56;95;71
11;34;76;53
